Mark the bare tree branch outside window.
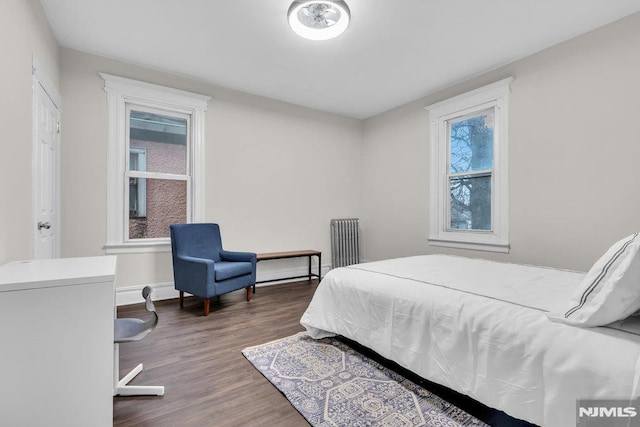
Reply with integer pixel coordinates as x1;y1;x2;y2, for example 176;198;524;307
448;112;494;231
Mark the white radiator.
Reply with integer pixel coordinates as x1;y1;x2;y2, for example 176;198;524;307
330;218;360;268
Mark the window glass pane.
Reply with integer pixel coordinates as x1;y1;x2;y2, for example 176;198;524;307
129;110;187;175
129;148;147;218
449;174;491;231
129;179;187;239
129;177;143;217
449;112;494;173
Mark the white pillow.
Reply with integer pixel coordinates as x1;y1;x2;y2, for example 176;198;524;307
548;233;640;327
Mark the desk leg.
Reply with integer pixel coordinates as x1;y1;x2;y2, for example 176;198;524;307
308;255;312;281
317;253;321;281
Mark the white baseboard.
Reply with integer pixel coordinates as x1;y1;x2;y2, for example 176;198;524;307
116;282;178;306
116;264;331;306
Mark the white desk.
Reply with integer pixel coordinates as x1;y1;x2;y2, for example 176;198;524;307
0;256;116;427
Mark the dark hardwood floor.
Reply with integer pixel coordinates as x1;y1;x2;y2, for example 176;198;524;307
114;280;534;427
114;280;318;427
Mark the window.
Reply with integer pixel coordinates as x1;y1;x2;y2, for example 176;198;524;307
101;74;211;253
126;109;188;240
426;78;512;253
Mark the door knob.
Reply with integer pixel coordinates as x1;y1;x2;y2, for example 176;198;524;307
37;221;51;230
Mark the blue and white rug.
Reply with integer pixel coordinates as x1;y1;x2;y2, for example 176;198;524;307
242;332;488;426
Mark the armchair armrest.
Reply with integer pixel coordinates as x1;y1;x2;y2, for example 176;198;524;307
177;254;215;266
173;255;216;295
219;250;257;264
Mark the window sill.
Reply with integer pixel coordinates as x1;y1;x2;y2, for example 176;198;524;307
428;238;510;254
105;241;171;254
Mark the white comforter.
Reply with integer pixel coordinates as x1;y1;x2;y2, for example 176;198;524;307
300;255;640;426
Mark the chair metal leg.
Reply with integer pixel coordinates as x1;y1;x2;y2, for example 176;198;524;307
114;343;164;396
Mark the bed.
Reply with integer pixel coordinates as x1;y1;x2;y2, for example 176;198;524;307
300;252;640;427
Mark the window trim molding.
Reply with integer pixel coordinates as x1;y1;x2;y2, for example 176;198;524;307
425;77;513;253
100;73;211;254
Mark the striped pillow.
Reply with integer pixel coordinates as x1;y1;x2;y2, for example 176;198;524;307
549;233;640;327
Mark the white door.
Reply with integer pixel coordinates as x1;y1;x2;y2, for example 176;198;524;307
33;78;60;259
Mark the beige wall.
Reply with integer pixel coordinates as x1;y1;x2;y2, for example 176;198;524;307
59;48;363;287
0;0;59;264
361;12;640;271
4;5;638;283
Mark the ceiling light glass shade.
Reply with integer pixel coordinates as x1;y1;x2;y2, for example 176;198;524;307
288;0;351;41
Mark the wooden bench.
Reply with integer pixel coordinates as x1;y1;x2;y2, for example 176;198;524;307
255;250;321;291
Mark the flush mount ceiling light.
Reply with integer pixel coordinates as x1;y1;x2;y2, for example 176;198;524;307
288;0;351;41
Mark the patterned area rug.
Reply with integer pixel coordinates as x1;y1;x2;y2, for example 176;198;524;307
242;332;488;426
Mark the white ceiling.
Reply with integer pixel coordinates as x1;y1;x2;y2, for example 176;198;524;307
40;0;640;119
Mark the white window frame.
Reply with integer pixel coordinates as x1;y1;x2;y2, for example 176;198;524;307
101;73;211;254
425;77;512;253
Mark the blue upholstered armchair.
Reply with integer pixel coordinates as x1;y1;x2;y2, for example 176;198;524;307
169;223;257;316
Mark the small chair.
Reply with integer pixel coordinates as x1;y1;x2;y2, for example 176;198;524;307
114;286;164;396
170;223;257;316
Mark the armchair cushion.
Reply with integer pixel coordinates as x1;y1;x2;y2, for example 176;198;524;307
214;261;253;281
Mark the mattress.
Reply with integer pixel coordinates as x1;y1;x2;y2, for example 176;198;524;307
300;254;640;426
